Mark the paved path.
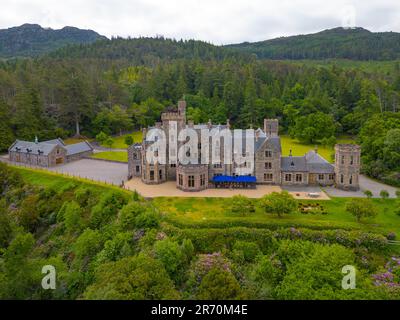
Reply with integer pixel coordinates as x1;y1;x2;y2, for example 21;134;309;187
325;175;399;198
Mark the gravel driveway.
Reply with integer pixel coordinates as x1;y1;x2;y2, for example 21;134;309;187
325;175;399;198
47;159;128;185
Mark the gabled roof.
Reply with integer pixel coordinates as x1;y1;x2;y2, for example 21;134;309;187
45;138;65;146
65;141;93;155
255;136;282;152
305;150;335;173
9;140;61;156
281;150;335;173
281;156;308;172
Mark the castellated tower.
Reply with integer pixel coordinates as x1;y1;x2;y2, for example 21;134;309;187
264;119;279;137
161;100;187;180
334;144;361;191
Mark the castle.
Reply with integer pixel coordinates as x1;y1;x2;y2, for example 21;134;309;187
128;100;361;192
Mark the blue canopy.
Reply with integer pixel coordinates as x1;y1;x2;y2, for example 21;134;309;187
212;175;257;183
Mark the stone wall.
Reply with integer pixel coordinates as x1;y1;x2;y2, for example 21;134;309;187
255;139;281;184
176;164;208;191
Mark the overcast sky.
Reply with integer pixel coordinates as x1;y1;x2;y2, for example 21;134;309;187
1;0;400;44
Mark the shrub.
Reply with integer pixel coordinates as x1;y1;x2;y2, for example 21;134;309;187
83;253;180;299
95;131;108;145
196;268;244;300
261;191;297;217
154;239;185;282
134;209;160;229
90;191;128;228
118;202;146;230
345;198;378;222
63;201;83;233
232;241;261;262
73;229;103;261
124;135;134;146
363;190;373;198
228;195;255;216
380;190;390;199
74;186;94;207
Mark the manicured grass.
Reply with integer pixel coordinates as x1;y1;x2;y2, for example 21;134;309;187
64;137;94;145
100;131;143;149
280;135;355;162
12;166;131;194
91;151;128;162
12;166;400;237
154;196;400;236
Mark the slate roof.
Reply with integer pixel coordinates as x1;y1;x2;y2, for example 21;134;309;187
281;150;334;173
45;138;65;146
281;156;308;172
9;140;59;156
65;141;93;156
305;150;335;174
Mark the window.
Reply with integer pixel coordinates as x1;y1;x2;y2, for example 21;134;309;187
264;173;273;181
285;174;292;182
135;166;140;173
200;174;206;186
159;170;163;180
340;174;344;184
178;174;183;186
170;163;176;168
213;163;222;169
341;155;345;165
188;175;195;188
350;156;354;165
318;174;324;180
264;162;272;169
296;174;302;182
150;170;154;181
329;174;334;180
265;150;272;158
349;175;353;185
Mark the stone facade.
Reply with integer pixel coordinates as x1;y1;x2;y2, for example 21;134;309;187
334;144;361;191
9;138;93;167
176;164;208;191
128;100;361;192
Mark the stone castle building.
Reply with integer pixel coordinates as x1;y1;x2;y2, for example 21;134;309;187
128;100;361;192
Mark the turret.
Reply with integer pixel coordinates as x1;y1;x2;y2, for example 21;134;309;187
334;144;361;191
264;119;279;137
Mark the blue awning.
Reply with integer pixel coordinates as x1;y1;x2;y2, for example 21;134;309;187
212;175;257;183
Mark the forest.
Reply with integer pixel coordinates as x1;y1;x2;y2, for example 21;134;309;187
0;37;399;185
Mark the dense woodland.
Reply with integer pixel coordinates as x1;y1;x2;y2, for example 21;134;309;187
0;36;399;185
228;27;400;60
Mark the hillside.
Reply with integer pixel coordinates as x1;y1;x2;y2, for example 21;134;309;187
227;27;400;60
0;24;106;58
49;36;246;62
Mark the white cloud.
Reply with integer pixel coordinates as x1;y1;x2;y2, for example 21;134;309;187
0;0;399;44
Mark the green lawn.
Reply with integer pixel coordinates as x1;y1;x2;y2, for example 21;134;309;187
12;166;130;194
63;137;94;145
91;151;128;162
11;166;400;237
154;196;400;236
100;131;142;149
280;135;355;162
